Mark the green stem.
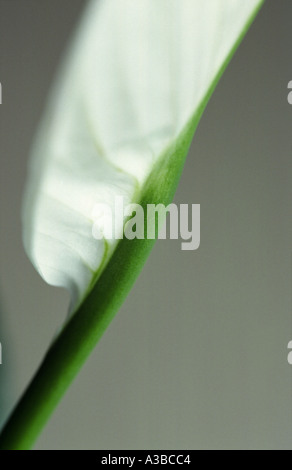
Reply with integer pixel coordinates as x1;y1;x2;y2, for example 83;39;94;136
0;1;264;450
0;236;156;450
0;110;194;451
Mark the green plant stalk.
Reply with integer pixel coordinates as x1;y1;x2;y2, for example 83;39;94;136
0;2;264;450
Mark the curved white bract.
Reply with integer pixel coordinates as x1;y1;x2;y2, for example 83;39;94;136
23;0;262;310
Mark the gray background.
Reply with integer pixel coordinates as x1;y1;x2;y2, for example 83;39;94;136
0;0;291;450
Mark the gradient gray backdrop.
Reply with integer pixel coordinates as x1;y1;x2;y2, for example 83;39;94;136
0;0;291;450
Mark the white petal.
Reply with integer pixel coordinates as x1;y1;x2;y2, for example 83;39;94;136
23;0;262;310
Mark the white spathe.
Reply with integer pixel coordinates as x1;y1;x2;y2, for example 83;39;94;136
23;0;262;310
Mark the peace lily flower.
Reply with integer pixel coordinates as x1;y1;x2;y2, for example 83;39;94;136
0;0;264;450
